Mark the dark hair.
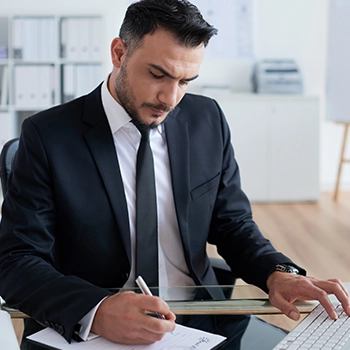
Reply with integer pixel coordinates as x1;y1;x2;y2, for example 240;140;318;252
119;0;218;55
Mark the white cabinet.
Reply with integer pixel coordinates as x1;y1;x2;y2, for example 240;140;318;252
214;94;320;202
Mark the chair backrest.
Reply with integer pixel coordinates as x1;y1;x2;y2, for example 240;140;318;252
0;138;19;196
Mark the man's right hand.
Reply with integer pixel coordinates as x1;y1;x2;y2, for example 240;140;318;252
91;292;176;344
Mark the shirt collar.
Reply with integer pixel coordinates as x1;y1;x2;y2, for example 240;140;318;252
101;75;164;136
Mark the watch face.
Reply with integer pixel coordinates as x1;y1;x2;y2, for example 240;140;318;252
276;264;299;274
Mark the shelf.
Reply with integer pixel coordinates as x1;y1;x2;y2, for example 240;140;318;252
0;14;105;146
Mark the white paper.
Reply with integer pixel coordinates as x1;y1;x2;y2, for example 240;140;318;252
0;310;20;349
27;324;226;350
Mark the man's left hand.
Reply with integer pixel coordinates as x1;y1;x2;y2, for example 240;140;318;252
267;272;350;321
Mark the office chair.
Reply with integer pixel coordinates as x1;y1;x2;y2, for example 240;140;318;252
0;138;235;297
0;138;19;196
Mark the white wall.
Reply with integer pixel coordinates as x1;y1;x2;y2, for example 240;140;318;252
1;0;348;191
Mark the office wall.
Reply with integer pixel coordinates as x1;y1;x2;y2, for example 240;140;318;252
1;0;347;191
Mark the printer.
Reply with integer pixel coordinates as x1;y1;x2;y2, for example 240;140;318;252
252;59;303;94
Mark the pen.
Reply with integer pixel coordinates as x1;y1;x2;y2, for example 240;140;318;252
135;276;166;320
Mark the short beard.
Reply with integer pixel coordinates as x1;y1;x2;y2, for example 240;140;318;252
114;62;173;129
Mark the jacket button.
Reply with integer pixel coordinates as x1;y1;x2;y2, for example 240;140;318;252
122;271;129;281
55;324;64;335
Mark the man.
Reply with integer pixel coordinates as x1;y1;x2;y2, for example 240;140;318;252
0;0;349;348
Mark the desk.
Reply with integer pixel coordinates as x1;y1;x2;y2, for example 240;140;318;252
2;284;317;319
3;284;345;350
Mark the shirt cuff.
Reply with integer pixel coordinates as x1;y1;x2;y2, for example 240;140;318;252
76;297;107;341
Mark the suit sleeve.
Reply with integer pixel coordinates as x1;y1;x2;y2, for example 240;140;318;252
0;119;111;342
207;100;305;292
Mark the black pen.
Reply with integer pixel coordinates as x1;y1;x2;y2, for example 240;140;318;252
135;276;166;320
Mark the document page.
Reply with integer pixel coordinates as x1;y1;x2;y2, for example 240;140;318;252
27;323;226;350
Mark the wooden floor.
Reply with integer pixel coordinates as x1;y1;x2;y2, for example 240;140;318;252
207;191;350;330
12;191;350;342
208;191;350;281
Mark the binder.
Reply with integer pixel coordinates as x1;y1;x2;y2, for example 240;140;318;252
14;65;38;107
12;18;23;59
89;64;103;88
37;65;54;107
60;18;68;59
38;18;55;61
89;17;102;61
65;18;79;61
0;18;8;59
76;18;90;61
45;18;56;60
62;64;75;102
75;64;90;97
23;18;38;61
0;113;17;150
0;66;8;106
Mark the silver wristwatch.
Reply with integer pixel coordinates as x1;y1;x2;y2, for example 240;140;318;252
275;263;299;275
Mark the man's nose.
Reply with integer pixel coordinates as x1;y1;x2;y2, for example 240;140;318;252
157;83;179;108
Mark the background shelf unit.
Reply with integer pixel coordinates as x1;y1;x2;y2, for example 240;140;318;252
0;15;105;151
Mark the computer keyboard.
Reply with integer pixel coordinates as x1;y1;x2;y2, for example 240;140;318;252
273;302;350;349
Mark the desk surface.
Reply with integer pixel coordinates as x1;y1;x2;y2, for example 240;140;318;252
2;283;318;318
5;283;350;350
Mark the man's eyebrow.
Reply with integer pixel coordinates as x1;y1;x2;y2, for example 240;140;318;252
148;64;199;82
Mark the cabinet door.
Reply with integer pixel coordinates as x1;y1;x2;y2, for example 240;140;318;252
219;98;269;201
268;99;319;201
216;95;319;202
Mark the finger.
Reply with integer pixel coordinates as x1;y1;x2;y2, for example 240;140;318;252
310;287;338;320
310;279;350;317
115;312;174;344
328;278;350;297
326;279;350;316
165;311;177;322
270;293;301;321
138;295;173;319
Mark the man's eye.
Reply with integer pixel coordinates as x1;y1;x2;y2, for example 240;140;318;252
150;71;163;79
179;80;189;86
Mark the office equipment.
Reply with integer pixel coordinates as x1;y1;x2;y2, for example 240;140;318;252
252;59;303;94
273;302;350;349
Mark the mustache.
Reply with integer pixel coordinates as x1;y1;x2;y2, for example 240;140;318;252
141;102;174;113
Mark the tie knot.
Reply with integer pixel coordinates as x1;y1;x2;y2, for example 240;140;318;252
133;122;150;141
139;128;150;141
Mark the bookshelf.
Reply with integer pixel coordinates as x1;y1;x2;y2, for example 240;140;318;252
0;15;104;150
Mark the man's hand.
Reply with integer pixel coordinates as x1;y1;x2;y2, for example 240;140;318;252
267;272;350;321
91;292;176;344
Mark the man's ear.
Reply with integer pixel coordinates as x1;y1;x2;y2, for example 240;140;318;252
111;38;127;68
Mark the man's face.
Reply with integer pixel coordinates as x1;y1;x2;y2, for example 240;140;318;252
110;30;205;128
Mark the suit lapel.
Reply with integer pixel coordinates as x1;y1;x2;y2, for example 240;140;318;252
165;107;225;300
82;87;131;264
164;110;192;264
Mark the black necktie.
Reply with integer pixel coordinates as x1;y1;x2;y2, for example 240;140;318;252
135;126;159;289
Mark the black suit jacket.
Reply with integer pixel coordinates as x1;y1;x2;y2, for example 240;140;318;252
0;85;302;342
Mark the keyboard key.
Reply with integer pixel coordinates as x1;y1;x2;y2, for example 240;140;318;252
273;302;350;349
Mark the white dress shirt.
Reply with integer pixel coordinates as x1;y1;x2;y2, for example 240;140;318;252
78;78;195;340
